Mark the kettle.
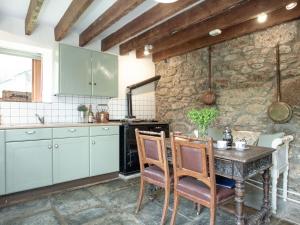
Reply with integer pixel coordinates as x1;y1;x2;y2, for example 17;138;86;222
96;104;109;123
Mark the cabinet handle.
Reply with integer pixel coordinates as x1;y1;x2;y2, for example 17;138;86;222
68;128;76;133
102;127;109;130
92;140;96;145
94;82;97;86
48;145;52;149
26;130;36;135
89;82;92;85
54;144;59;148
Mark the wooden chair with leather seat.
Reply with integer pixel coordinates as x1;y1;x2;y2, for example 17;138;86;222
135;129;171;225
170;133;235;225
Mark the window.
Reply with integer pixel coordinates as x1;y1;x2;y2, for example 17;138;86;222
0;48;42;102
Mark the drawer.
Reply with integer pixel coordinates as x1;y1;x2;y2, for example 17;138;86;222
6;128;52;142
90;126;119;136
53;127;89;138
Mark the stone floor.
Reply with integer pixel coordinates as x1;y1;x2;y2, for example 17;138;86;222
0;177;299;225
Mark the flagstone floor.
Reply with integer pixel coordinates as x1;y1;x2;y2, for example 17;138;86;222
0;177;299;225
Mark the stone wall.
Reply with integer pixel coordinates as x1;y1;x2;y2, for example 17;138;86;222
155;20;300;195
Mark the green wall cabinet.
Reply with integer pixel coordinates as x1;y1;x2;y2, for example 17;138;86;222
58;44;118;97
6;140;53;194
92;51;118;97
59;44;92;96
90;135;119;176
53;137;89;184
0;131;5;195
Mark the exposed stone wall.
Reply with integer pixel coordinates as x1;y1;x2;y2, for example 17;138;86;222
155;20;300;194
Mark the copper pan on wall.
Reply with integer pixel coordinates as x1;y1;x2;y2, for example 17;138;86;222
268;44;293;123
202;46;216;105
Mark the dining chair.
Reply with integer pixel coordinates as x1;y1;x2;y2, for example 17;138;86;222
135;129;171;225
170;133;235;225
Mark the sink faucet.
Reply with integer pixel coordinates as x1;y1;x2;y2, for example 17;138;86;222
35;114;45;124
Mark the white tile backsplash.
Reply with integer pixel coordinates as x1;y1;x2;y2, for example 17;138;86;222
0;95;156;125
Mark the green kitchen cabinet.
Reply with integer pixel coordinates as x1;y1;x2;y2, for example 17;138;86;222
0;131;5;195
59;44;92;96
90;134;119;176
6;140;53;194
92;51;118;97
53;137;89;184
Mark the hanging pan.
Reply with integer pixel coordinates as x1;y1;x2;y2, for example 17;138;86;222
268;44;293;123
202;46;216;105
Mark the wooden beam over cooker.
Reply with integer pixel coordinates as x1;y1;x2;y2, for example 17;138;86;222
25;0;44;35
118;0;242;55
101;0;198;52
152;6;300;62
79;0;145;47
136;0;293;58
55;0;94;41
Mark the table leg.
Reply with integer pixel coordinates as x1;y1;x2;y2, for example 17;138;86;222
235;180;245;225
262;169;271;223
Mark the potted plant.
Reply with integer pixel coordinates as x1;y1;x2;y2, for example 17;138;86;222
77;104;88;122
187;107;218;137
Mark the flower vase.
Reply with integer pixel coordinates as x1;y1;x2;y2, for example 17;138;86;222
79;111;86;123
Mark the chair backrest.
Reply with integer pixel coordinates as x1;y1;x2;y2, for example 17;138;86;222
170;133;216;190
135;129;169;175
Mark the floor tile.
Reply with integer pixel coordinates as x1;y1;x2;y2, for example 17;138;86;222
4;210;60;225
81;212;143;225
51;188;100;216
0;197;51;224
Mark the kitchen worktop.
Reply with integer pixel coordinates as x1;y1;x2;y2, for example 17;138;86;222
0;122;122;130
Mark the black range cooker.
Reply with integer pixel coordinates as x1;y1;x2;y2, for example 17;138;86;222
119;120;169;175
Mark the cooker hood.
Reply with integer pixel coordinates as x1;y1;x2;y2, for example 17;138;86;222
126;75;161;119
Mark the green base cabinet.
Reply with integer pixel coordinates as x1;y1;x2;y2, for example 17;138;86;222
6;140;53;194
0;131;5;195
53;137;89;184
90;135;119;176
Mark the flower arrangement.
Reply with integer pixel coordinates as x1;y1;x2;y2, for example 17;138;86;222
187;107;218;137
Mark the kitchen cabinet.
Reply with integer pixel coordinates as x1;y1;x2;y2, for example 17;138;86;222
90;126;119;176
0;131;5;195
58;44;118;97
59;44;92;96
92;51;118;97
6;140;52;194
53;137;89;184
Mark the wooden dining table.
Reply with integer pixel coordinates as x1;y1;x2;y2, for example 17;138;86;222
165;138;275;225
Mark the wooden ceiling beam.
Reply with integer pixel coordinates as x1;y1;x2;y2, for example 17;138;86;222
152;6;300;62
25;0;44;35
55;0;94;41
101;0;198;52
79;0;145;47
119;0;242;55
136;0;293;58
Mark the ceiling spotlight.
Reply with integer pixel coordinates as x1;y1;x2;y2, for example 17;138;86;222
209;29;222;36
144;44;153;56
286;2;297;10
257;13;268;23
155;0;178;3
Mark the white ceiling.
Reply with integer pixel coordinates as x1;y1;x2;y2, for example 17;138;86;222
0;0;159;39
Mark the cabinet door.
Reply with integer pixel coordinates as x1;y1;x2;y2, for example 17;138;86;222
92;52;118;97
90;135;119;176
53;137;89;184
0;131;5;195
6;140;52;194
59;44;92;95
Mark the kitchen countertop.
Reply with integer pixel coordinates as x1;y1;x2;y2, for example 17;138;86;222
0;122;122;130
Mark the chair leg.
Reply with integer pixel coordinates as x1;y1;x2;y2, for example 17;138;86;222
197;204;202;215
170;192;179;225
272;175;278;214
283;169;288;201
136;178;145;214
210;206;216;225
160;186;170;225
